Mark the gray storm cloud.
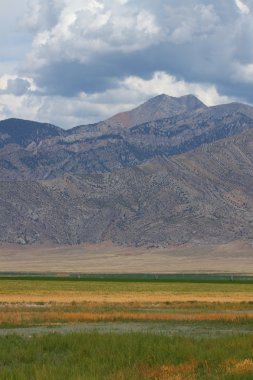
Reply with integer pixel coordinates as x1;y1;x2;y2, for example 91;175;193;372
18;0;253;103
0;0;252;128
6;78;31;96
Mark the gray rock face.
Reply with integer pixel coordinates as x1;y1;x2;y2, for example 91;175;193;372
102;94;207;129
1;129;253;245
1;96;253;181
1;94;253;246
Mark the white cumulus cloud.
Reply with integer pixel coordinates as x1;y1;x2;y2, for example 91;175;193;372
0;0;253;126
235;0;250;14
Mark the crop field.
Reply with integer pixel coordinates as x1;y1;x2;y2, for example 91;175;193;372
1;277;253;379
2;278;253;326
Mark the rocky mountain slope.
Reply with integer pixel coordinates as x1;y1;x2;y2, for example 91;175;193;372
1;95;253;180
93;94;206;129
0;118;64;148
1;129;253;245
1;94;253;246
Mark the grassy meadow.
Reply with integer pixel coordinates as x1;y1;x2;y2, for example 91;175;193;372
1;277;253;379
1;333;253;379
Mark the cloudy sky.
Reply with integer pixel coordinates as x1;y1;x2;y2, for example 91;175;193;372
0;0;253;128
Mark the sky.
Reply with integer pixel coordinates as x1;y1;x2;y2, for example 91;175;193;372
0;0;253;128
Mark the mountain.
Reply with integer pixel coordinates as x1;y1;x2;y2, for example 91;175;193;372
0;118;64;148
1;96;253;180
71;94;206;137
103;94;206;129
1;94;253;246
1;129;253;245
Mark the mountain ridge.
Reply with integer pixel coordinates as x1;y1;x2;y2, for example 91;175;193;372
0;118;64;148
1;128;253;245
1;95;253;180
102;94;207;130
1;94;253;246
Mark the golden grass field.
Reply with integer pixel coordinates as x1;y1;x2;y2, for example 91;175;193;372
1;279;253;327
138;358;253;380
1;240;253;274
2;278;253;302
2;278;253;379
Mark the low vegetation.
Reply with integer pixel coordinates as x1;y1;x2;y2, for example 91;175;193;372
0;279;253;327
2;278;253;301
1;277;253;379
1;278;253;327
2;301;253;328
1;332;253;379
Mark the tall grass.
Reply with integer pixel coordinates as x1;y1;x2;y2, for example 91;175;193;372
2;309;253;327
1;333;253;379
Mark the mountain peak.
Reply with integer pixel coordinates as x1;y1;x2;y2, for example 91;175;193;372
178;94;207;110
146;93;205;104
105;94;206;129
148;93;169;101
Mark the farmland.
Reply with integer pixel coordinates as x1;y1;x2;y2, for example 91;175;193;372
2;278;253;327
1;277;253;379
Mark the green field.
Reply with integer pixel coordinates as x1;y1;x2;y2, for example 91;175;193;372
1;333;253;379
1;273;253;282
1;277;253;379
2;277;253;295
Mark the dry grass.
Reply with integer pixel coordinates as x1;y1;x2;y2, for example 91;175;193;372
3;277;253;305
1;309;253;325
138;361;197;380
1;279;253;326
222;359;253;375
2;292;253;304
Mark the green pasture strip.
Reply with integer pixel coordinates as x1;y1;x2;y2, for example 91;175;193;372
1;272;253;283
1;332;253;379
1;279;253;297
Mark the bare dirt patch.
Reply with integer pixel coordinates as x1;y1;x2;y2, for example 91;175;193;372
0;240;253;274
